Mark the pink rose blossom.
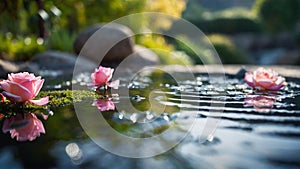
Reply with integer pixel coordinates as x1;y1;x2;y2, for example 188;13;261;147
2;113;45;141
244;95;275;112
90;66;113;86
92;98;115;111
0;72;48;105
244;67;286;91
89;66;119;89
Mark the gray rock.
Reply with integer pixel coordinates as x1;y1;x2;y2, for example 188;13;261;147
31;50;97;76
113;45;160;78
0;59;19;78
74;23;135;64
275;49;300;65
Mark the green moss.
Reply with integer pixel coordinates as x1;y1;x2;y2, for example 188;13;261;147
0;90;103;117
37;90;102;107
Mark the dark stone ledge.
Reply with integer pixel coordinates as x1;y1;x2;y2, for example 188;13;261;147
160;65;300;78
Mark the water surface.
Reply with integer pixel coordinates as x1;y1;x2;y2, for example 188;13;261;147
1;71;300;169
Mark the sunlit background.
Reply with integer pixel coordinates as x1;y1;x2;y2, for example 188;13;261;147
0;0;299;66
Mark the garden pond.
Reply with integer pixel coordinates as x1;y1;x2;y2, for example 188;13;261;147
0;67;300;169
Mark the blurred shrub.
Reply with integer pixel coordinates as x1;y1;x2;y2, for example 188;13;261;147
46;28;77;53
171;34;247;64
145;0;186;30
1;0;187;38
0;33;46;61
185;8;261;34
190;17;261;34
19;0;185;33
253;0;300;33
171;35;218;64
207;34;248;64
136;34;193;65
182;0;205;21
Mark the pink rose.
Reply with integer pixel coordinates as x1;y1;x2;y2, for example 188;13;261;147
92;98;115;111
90;66;114;86
2;113;45;141
244;95;275;112
89;66;119;89
244;67;286;91
0;72;48;105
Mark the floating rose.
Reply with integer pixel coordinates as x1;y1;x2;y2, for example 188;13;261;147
2;113;45;141
244;95;275;112
92;98;115;111
0;72;49;105
244;67;287;91
89;66;119;89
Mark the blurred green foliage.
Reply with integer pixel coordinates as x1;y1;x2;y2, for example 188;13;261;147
207;34;248;64
172;34;248;64
190;17;261;34
183;0;261;34
136;34;193;65
172;35;218;64
0;33;46;61
46;28;77;53
0;0;188;62
0;0;186;35
253;0;300;33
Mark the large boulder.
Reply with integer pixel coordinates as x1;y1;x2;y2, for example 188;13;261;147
31;50;97;75
74;23;135;64
0;59;19;78
112;45;160;78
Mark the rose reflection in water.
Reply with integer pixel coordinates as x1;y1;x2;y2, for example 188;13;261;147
92;98;115;111
2;113;46;141
244;95;275;113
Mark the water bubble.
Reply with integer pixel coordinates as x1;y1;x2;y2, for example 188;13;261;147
65;143;83;165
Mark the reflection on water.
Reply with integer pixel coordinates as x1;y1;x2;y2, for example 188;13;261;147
1;71;300;168
244;95;275;112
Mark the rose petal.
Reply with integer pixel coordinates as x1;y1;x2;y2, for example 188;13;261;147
244;72;255;87
0;81;11;92
2;117;13;133
267;84;285;91
4;81;33;101
19;80;35;95
107;80;120;89
256;80;273;89
29;96;49;106
41;114;49;120
91;71;96;84
92;98;115;111
2;91;23;102
275;77;286;85
33;79;44;96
